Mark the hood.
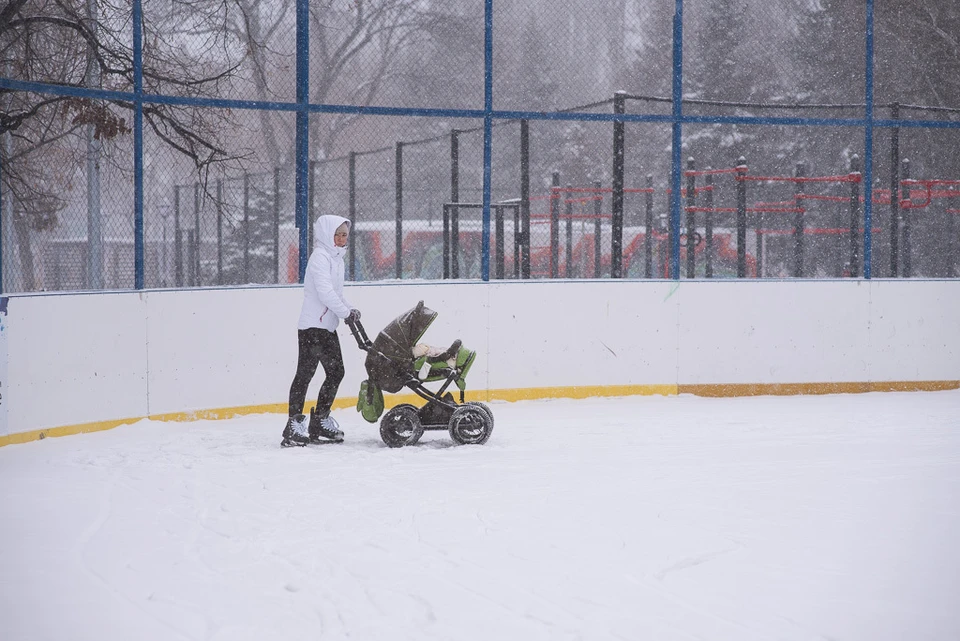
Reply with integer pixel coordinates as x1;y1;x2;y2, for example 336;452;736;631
372;301;438;361
314;215;351;253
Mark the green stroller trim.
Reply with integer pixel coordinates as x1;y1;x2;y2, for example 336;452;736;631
413;346;476;391
357;379;384;422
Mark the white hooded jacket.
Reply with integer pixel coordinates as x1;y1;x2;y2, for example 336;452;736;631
297;215;353;331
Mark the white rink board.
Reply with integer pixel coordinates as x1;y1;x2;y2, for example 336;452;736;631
3;279;959;438
676;281;873;385
6;292;149;434
487;280;681;389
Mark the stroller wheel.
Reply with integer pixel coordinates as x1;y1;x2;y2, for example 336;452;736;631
380;404;423;448
448;403;494;445
465;402;494;431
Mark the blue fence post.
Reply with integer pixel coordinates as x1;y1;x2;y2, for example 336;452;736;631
0;148;4;294
133;0;144;289
295;0;310;282
669;0;685;280
862;0;875;279
481;0;494;282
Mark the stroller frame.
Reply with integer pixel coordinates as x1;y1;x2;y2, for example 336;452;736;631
347;311;494;447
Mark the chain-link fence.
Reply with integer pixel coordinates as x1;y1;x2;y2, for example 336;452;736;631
2;0;958;293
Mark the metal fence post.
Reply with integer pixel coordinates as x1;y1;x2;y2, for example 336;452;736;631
520;120;531;279
902;158;912;277
443;204;450;279
450;130;458;282
349;152;356;281
736;157;747;278
611;91;626;278
705;171;714;279
685;157;696;278
644;174;653;279
794;162;806;278
193;182;201;286
565;183;573;277
889;102;900;277
594;180;602;278
243;173;250;283
216;179;223;285
308;160;316;252
273;167;280;284
495;205;504;279
174;184;183;287
395;141;403;279
848;154;861;277
451;198;460;279
550;171;560;278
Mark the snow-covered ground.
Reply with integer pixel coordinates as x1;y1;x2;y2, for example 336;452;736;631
2;391;959;641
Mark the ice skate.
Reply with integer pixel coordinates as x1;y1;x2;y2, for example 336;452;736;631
281;414;310;447
308;407;344;443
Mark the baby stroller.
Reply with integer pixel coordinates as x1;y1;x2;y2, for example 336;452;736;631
346;301;494;448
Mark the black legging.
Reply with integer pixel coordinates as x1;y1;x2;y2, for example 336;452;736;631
288;328;345;417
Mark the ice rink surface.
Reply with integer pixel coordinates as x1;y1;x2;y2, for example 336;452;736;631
2;390;959;641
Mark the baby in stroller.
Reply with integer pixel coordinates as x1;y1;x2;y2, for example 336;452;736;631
346;301;493;448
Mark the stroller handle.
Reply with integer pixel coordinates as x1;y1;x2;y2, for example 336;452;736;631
346;317;374;351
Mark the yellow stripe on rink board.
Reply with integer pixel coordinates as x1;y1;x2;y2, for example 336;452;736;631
1;380;956;447
678;380;960;397
0;417;144;447
483;385;678;403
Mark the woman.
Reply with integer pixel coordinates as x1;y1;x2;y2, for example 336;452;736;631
282;215;360;447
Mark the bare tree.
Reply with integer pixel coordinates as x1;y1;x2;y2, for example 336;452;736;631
0;0;247;288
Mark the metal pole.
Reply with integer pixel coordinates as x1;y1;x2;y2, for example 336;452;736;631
736;157;747;278
902;158;912;277
594;180;602;278
0;144;3;292
133;0;144;289
451;195;460;280
794;162;806;278
193;182;201;286
514;204;521;279
308;160;315;252
443;204;450;279
450;129;459;281
644;174;653;278
495;205;504;279
669;0;685;280
273;167;280;284
863;0;875;279
611;91;626;278
85;0;102;290
216;179;223;285
295;0;309;282
482;0;494;283
889;103;900;277
756;219;763;278
520;120;531;279
174;185;183;287
186;229;195;286
550;171;560;278
243;173;250;283
949;207;958;279
685;157;696;278
395;142;403;279
349;152;356;281
705;172;714;278
849;154;861;277
565;184;573;277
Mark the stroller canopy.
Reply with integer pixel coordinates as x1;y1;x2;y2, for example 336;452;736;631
365;301;437;392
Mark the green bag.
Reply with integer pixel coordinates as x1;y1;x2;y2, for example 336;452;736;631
357;379;384;423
